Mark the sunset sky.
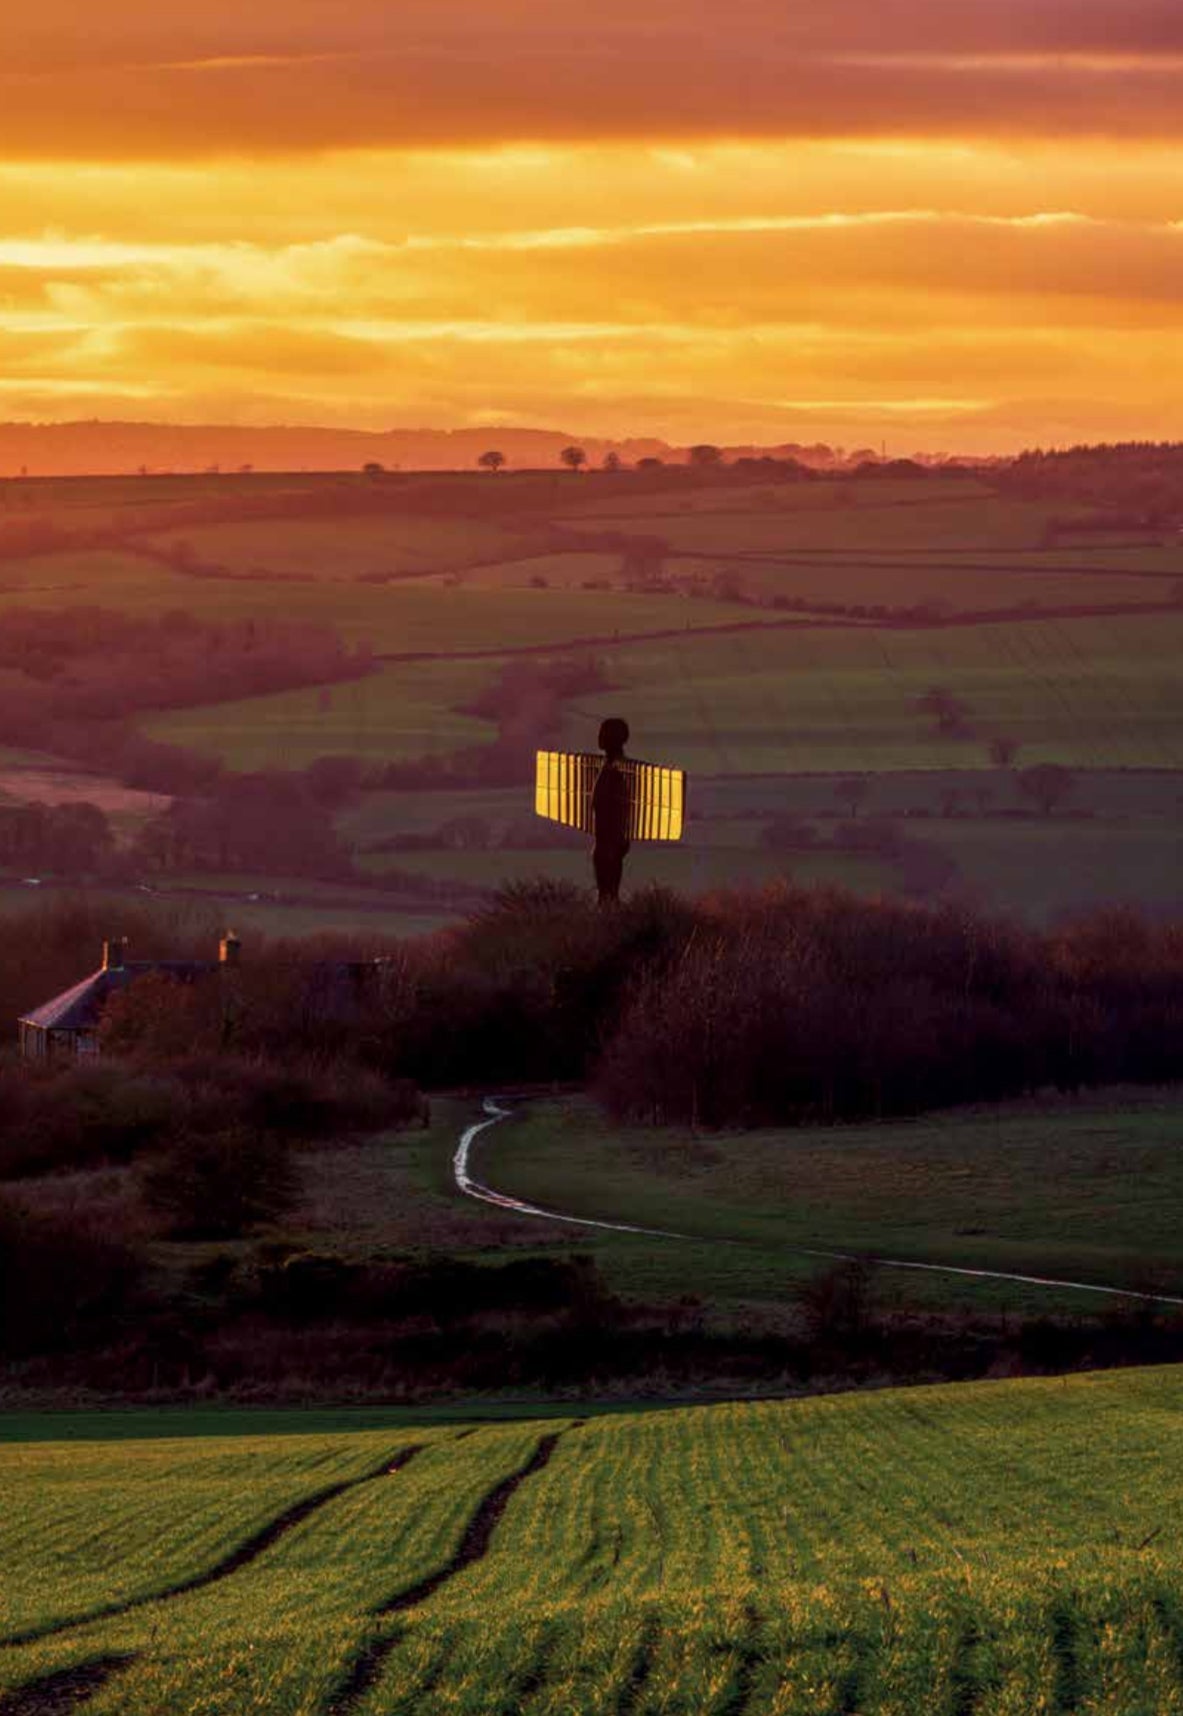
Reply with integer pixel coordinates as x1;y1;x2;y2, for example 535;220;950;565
3;0;1181;453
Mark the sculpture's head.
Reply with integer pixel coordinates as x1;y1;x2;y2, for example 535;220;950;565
598;716;630;759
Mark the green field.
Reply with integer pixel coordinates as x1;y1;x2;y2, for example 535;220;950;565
147;662;496;767
567;490;1061;554
674;553;1177;615
0;549;774;654
143;514;542;579
139;612;1183;777
557;613;1183;774
6;1371;1183;1713
478;1095;1183;1306
356;845;894;898
3;470;1180;931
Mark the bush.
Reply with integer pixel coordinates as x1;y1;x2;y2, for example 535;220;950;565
0;1061;184;1178
142;1127;297;1239
0;1194;144;1354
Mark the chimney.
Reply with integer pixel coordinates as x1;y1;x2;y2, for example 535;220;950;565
102;937;126;971
219;931;241;969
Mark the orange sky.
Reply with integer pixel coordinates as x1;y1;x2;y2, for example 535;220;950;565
2;1;1181;453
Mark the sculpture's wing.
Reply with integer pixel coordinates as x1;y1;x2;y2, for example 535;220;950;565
622;758;686;842
535;750;598;834
535;751;686;842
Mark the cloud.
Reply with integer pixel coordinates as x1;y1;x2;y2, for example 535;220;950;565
3;3;1183;156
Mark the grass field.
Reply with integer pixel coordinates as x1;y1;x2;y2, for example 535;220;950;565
478;1094;1183;1307
147;662;496;767
568;491;1062;555
143;514;542;579
4;470;1180;931
278;1089;1183;1319
139;611;1183;776
0;549;774;654
0;879;459;945
5;1371;1183;1713
558;613;1183;774
356;845;894;898
675;553;1178;615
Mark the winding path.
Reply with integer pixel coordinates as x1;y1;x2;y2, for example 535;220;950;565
453;1098;1183;1308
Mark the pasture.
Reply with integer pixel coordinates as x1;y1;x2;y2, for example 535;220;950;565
5;1371;1183;1713
0;548;774;654
139;611;1183;776
476;1094;1183;1310
674;553;1177;615
557;613;1183;774
1;468;1179;930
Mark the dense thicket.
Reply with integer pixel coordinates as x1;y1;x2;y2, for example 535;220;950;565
386;883;1181;1125
7;885;1180;1130
1002;442;1183;518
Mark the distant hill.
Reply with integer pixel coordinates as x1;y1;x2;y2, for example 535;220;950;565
0;420;856;478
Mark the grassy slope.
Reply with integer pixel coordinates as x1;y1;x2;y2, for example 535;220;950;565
477;1094;1183;1307
4;1373;1183;1712
557;613;1183;773
679;553;1176;612
0;550;779;653
139;609;1183;775
3;473;1179;930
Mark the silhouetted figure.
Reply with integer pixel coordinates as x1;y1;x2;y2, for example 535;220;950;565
592;717;631;903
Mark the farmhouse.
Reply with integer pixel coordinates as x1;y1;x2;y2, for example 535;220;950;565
18;935;234;1060
18;933;384;1060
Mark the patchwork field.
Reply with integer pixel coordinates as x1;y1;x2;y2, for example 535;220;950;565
558;613;1183;775
2;468;1180;930
5;1371;1183;1714
674;553;1178;614
0;549;774;654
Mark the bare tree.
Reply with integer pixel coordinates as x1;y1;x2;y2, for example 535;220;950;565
834;777;872;819
989;735;1020;768
560;446;587;473
1017;762;1076;816
915;686;973;738
478;450;506;473
602;451;622;472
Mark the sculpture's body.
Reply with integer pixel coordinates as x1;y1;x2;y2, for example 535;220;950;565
591;718;632;904
534;722;685;903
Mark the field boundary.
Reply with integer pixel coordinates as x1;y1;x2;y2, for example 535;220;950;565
455;1100;1183;1307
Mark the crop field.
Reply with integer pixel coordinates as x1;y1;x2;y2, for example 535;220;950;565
0;549;772;655
926;820;1183;922
674;554;1177;615
138;610;1183;778
142;514;544;581
557;613;1183;774
568;493;1062;555
147;662;497;768
3;470;1179;931
5;1371;1183;1714
561;474;997;518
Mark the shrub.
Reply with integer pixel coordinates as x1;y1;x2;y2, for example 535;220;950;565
0;1194;144;1354
0;1061;184;1178
142;1127;297;1239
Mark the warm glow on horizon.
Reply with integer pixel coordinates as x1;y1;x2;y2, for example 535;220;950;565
2;2;1181;454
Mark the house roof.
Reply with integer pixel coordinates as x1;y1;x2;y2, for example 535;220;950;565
19;962;215;1033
